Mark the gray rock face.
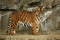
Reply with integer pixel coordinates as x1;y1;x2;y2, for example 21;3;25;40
0;14;1;30
40;0;60;8
41;0;54;8
0;0;41;10
0;0;15;9
0;0;60;10
52;0;60;7
41;6;60;32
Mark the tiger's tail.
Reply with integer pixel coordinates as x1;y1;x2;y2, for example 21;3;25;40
7;15;11;34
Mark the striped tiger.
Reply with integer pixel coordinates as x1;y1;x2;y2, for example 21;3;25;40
7;6;44;35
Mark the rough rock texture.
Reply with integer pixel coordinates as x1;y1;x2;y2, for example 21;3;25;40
0;0;60;10
0;0;41;10
41;5;60;33
0;14;1;31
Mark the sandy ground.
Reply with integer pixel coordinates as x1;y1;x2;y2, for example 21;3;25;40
0;31;60;40
0;35;60;40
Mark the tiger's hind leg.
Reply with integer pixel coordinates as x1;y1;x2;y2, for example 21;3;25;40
9;16;18;35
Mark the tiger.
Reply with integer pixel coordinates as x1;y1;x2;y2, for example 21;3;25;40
7;6;44;35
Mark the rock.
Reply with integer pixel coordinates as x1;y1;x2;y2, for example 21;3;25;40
0;0;41;10
52;0;60;7
41;6;60;32
40;0;60;9
40;0;54;8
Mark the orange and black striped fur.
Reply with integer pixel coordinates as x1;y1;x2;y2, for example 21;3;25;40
7;6;44;35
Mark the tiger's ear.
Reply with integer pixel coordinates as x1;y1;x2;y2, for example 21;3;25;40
39;6;45;14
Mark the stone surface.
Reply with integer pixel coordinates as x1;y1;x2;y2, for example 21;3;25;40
0;35;60;40
40;5;60;33
0;0;60;10
0;0;41;10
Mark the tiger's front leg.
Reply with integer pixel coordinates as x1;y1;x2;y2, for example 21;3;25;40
32;22;39;35
31;14;39;35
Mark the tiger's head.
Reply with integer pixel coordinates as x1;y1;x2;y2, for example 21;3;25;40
37;6;45;14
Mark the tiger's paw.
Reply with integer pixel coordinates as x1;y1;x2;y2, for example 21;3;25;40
10;30;16;35
34;31;39;35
